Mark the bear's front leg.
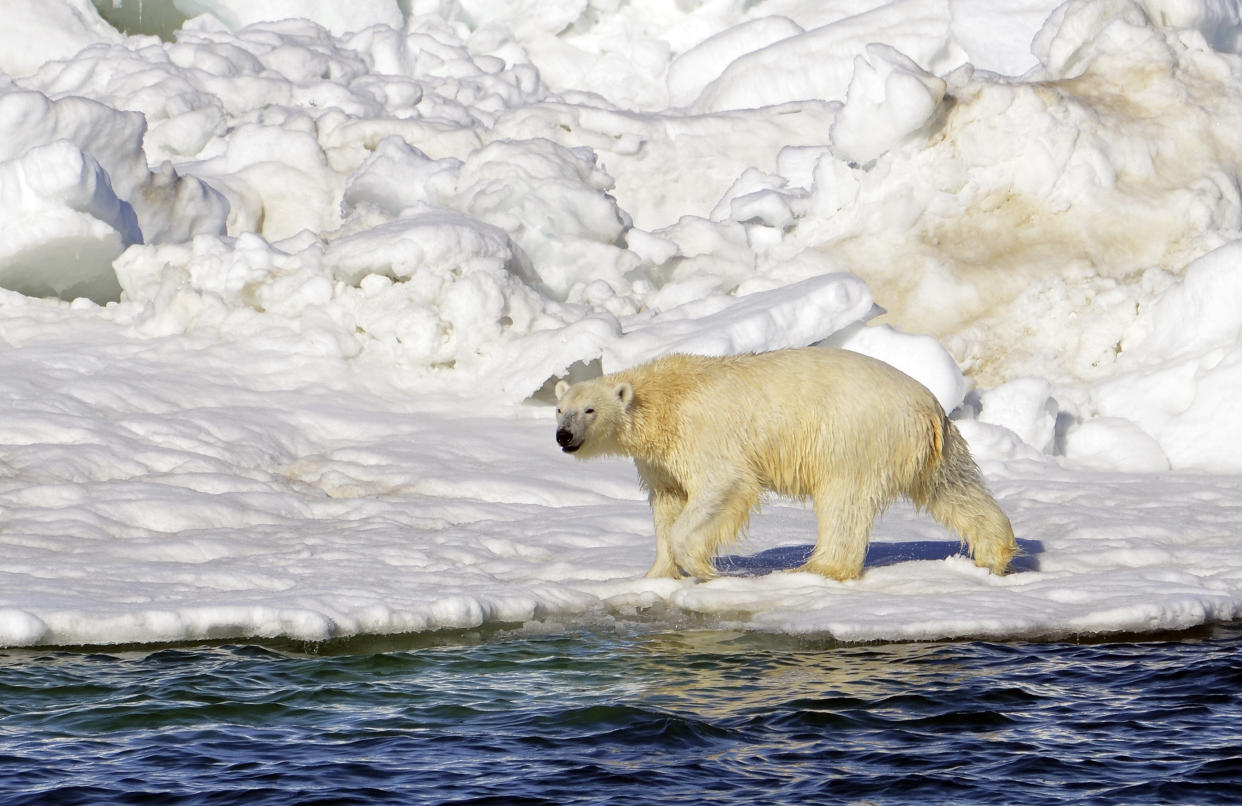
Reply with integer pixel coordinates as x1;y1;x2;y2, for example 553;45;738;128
645;487;685;578
668;480;754;580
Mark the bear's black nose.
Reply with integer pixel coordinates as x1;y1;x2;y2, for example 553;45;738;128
556;428;574;447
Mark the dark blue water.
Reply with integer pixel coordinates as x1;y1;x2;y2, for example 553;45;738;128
2;622;1240;805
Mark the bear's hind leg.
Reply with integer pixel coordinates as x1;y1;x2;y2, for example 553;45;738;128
922;421;1018;575
927;484;1016;575
802;483;880;581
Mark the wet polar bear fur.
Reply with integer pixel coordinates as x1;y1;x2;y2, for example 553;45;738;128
554;347;1016;581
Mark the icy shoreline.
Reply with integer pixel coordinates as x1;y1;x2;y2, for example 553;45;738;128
2;302;1239;648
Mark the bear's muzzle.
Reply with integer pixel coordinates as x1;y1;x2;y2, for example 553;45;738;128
556;428;579;453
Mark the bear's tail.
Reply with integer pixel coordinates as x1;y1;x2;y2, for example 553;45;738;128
920;416;1017;575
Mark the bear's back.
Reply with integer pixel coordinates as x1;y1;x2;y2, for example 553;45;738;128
622;348;943;491
632;348;936;415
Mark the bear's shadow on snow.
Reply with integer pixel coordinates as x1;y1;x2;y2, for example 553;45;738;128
716;539;1044;576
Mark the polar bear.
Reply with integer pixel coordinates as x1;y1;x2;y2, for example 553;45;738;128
554;347;1016;581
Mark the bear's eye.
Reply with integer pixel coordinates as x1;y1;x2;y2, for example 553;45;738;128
556;408;562;415
585;408;595;415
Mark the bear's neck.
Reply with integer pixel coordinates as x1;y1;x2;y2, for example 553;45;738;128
615;379;683;464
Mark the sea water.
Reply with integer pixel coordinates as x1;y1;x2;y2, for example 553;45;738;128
2;623;1240;805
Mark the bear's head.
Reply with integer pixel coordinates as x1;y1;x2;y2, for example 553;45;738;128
554;377;634;458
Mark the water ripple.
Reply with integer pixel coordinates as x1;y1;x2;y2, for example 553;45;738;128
1;623;1240;804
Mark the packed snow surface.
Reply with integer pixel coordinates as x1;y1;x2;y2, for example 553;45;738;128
2;0;1242;647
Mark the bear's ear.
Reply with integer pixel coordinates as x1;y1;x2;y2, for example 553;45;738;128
554;380;570;401
615;381;633;408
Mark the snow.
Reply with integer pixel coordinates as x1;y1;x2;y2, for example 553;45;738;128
830;43;948;167
172;0;404;38
1;0;1241;647
0;0;121;79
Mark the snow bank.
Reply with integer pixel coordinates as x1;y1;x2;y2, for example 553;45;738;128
691;0;969;114
0;0;1240;647
174;0;403;37
0;141;134;303
829;43;947;167
0;0;121;78
0;88;226;303
1076;240;1242;470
